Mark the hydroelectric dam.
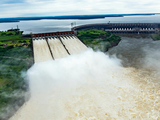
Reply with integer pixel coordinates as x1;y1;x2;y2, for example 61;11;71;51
32;31;87;63
9;27;160;120
72;23;160;34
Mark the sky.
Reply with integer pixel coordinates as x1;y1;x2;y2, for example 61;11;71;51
0;0;160;18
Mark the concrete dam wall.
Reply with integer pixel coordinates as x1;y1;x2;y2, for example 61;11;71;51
32;31;87;63
72;23;160;34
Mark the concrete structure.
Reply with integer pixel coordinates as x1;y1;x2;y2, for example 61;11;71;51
72;23;160;34
32;31;87;63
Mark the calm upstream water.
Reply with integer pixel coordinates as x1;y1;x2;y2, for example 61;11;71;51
1;15;160;34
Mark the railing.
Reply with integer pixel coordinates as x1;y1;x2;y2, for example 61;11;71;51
32;31;74;39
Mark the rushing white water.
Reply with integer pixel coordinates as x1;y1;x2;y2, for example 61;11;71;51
48;37;69;59
60;36;78;54
10;48;160;120
72;36;88;50
60;36;87;55
33;36;87;62
69;36;88;52
33;39;53;63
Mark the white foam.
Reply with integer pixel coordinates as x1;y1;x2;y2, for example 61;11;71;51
10;49;160;120
48;37;69;59
33;39;53;63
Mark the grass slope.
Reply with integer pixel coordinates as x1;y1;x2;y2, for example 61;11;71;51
151;33;160;41
0;29;33;119
77;29;121;52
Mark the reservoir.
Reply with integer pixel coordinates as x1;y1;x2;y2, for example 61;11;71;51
1;15;160;34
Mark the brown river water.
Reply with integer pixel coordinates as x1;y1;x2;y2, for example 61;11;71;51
9;35;160;120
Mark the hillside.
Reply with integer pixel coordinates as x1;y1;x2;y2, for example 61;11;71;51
77;29;121;52
0;29;33;120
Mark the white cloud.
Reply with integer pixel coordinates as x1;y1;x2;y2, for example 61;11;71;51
0;0;160;17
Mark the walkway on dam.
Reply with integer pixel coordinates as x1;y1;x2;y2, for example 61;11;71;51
32;34;87;63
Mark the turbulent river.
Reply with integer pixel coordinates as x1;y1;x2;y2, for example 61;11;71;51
10;36;160;120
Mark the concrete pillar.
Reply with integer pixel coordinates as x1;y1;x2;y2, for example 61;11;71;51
73;30;77;35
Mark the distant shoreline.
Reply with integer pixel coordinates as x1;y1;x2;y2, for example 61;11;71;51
1;13;159;23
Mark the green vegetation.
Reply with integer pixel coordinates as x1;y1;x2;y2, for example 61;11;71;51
0;28;31;41
151;33;160;41
0;28;120;119
77;29;121;52
0;29;33;119
0;28;23;36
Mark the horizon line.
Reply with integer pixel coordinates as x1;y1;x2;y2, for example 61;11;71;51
0;13;160;23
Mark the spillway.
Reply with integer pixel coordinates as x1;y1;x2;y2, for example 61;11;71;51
60;36;87;55
32;31;88;63
60;36;78;54
47;37;69;59
33;39;53;63
72;35;87;50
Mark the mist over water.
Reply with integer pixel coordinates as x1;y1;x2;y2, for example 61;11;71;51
10;36;160;119
108;37;160;69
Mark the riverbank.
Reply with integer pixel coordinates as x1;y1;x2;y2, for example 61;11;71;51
151;33;160;41
0;29;33;120
0;29;31;48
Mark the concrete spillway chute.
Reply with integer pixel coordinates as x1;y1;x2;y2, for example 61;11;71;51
31;31;87;63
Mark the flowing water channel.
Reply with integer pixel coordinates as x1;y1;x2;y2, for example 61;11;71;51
48;37;68;59
10;36;160;120
32;36;87;62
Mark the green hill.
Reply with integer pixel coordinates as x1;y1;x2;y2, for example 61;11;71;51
77;29;121;52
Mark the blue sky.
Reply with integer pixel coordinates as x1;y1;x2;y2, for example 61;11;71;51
1;0;24;4
0;0;160;18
